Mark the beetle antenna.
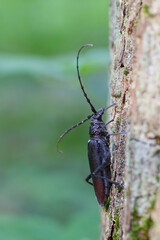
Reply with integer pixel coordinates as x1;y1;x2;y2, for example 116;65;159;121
77;44;97;114
56;113;94;153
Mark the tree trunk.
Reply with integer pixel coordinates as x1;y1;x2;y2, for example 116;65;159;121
101;1;160;239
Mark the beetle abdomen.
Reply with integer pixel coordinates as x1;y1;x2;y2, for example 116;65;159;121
88;138;111;206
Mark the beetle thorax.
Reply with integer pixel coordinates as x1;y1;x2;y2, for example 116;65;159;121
89;118;106;138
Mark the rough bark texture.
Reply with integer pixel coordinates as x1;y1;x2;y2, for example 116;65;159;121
101;1;160;240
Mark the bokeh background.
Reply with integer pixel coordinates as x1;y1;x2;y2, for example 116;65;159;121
0;1;110;240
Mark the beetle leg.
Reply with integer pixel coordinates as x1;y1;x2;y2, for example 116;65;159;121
92;154;110;176
92;163;110;176
107;179;123;188
104;118;114;127
107;132;127;136
92;173;123;188
85;174;93;186
103;103;116;111
92;162;124;188
91;162;109;180
104;103;116;128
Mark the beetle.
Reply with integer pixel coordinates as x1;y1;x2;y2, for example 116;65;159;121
57;44;126;206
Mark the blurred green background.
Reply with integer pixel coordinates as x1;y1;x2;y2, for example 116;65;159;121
0;1;110;240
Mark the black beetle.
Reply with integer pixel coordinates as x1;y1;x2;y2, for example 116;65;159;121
57;44;126;206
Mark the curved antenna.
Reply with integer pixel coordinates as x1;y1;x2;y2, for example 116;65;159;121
56;113;94;153
77;44;97;114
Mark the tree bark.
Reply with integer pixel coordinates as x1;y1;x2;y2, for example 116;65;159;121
101;1;160;239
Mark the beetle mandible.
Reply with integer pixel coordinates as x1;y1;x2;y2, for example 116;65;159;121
57;44;126;206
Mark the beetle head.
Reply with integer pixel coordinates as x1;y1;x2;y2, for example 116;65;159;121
93;108;104;120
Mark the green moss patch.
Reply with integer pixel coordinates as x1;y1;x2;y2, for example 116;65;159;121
130;205;154;240
105;197;111;212
142;5;150;17
113;209;120;240
123;69;129;76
